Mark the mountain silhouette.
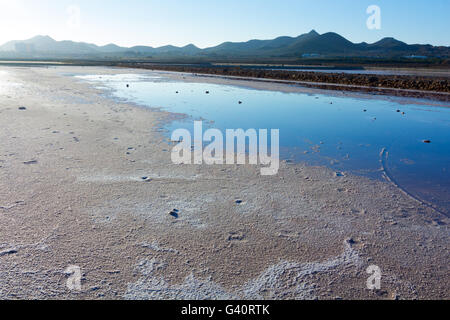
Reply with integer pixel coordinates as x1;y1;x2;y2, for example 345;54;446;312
0;31;448;59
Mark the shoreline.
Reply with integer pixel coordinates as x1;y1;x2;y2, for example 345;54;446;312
0;66;448;300
66;65;450;108
115;64;450;102
149;69;450;107
1;60;449;102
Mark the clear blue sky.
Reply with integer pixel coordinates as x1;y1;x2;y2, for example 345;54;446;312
0;0;449;47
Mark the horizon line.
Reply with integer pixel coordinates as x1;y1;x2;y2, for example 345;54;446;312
2;30;448;50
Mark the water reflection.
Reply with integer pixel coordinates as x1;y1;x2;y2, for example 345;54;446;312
77;73;450;214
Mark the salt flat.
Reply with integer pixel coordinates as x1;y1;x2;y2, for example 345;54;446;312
0;66;448;300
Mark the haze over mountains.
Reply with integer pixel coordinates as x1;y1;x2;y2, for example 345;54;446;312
0;30;448;60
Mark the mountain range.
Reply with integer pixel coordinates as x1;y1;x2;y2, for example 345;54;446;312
0;30;448;60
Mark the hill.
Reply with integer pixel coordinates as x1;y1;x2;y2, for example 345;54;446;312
0;31;448;61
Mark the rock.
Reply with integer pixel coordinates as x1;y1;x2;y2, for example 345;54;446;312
375;290;388;297
18;106;27;110
423;140;431;144
235;200;243;204
238;101;242;104
23;160;38;165
205;91;210;94
227;232;245;241
0;248;18;256
126;84;130;88
169;209;179;219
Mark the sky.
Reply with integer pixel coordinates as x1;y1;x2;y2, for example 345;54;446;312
0;0;449;48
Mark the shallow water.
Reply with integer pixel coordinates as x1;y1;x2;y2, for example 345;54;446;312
77;73;450;215
0;70;21;95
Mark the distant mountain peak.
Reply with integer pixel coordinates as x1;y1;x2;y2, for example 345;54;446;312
372;37;407;48
31;35;55;41
308;30;320;36
183;44;199;49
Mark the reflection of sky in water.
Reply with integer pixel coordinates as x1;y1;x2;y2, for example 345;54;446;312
0;71;23;95
0;71;6;94
77;73;450;214
77;74;161;83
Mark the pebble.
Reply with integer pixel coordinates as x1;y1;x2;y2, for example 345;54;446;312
169;209;179;218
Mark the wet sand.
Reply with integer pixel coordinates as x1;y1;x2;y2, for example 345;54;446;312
0;66;448;300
